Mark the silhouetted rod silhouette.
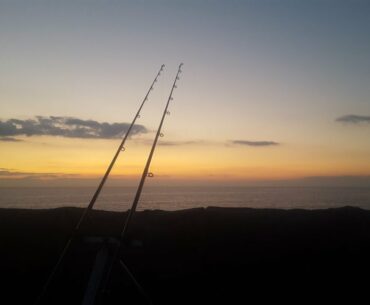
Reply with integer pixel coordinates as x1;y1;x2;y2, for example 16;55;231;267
34;64;165;305
100;63;184;299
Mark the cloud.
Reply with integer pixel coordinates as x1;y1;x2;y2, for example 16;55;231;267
336;115;370;124
158;140;204;146
0;116;148;140
231;140;279;147
0;168;77;180
0;169;51;177
0;137;22;142
136;139;205;146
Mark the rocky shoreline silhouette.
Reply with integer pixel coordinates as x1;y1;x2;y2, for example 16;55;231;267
1;206;369;304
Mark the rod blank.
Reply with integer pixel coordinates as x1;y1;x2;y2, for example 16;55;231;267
34;64;165;305
100;64;184;298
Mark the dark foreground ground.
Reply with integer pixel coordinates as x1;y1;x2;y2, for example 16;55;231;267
1;206;370;304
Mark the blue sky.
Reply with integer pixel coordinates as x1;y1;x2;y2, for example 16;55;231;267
1;0;370;186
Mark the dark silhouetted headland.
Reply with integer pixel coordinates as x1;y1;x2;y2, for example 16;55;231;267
1;207;369;304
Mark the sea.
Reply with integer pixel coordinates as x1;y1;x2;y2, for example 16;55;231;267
1;186;370;211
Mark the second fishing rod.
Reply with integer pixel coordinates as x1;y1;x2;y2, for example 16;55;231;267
100;63;184;301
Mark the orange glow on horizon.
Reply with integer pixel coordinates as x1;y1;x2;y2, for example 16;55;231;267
1;135;370;187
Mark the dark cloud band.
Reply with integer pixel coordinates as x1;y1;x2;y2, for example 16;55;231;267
336;115;370;124
0;116;147;139
232;140;279;147
0;168;77;180
0;137;22;142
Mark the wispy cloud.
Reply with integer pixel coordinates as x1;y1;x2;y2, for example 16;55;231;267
336;115;370;124
0;168;78;180
0;137;22;142
231;140;279;147
0;116;148;140
136;139;205;146
158;140;204;146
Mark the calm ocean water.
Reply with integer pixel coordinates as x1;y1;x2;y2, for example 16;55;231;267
1;186;370;211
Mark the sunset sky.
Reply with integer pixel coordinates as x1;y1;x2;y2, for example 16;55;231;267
1;0;370;187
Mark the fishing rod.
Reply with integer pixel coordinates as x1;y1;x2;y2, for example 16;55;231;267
34;64;165;305
100;63;184;300
121;63;183;239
